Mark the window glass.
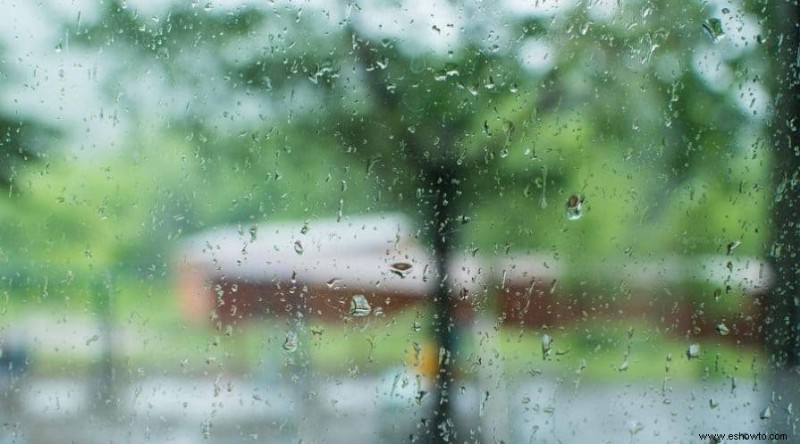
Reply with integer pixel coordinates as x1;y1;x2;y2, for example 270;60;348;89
0;0;797;443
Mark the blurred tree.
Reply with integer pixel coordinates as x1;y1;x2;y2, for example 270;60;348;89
73;0;775;441
0;43;56;189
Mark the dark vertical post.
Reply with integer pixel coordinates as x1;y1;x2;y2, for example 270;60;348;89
423;162;464;443
766;0;800;436
92;272;115;414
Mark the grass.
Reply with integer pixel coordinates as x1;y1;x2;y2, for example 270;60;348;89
1;277;764;384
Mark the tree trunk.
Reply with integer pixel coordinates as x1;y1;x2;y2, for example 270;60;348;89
422;162;464;443
766;0;800;436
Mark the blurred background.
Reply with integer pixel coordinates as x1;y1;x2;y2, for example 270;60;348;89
0;0;797;443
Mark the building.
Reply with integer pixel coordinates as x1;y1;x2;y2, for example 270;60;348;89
174;213;770;344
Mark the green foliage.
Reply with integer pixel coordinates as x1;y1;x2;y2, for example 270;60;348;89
2;1;773;320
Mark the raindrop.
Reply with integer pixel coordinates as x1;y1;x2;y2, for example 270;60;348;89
721;7;730;14
539;167;548;209
726;240;741;255
686;343;701;360
702;18;725;43
325;278;341;288
249;225;258;242
283;331;298;352
349;294;371;317
618;360;629;372
760;406;771;420
85;334;100;346
541;333;553;360
389;262;413;278
409;57;427;74
412;320;422;332
300;223;310;235
627;420;644;436
201;420;212;439
564;194;584;220
715;323;730;336
709;398;719;409
293;240;304;255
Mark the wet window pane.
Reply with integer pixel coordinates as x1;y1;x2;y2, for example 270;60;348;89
1;0;798;443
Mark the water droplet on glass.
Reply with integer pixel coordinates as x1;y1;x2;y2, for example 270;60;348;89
412;320;422;332
627;420;644;435
409;57;427;74
618;360;629;372
686;343;700;360
283;331;298;352
349;294;371;317
702;18;725;43
326;278;341;288
721;7;730;14
201;420;212;439
293;240;304;255
760;406;772;420
541;333;553;360
709;398;719;409
85;334;100;346
300;223;309;235
564;194;584;220
726;240;741;255
715;323;730;336
389;262;413;278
